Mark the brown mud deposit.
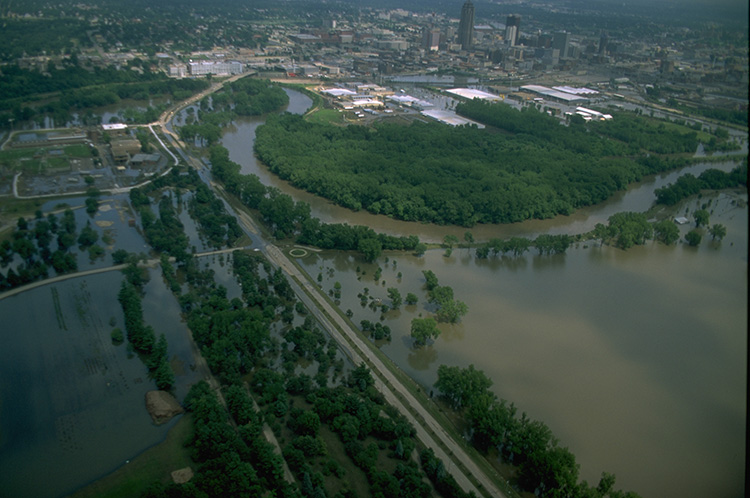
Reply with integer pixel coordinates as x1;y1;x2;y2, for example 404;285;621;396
145;391;183;425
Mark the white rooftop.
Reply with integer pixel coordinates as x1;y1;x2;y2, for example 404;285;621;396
322;88;357;97
521;85;589;102
102;124;128;131
421;110;485;128
552;86;599;95
386;95;433;108
446;88;501;101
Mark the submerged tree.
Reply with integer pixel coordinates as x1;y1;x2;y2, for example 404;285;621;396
410;317;440;347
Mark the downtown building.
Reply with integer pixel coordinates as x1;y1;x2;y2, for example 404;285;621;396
505;14;521;47
457;0;475;50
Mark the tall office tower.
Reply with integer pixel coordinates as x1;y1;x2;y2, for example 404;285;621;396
552;31;570;58
422;27;442;51
458;0;475;50
598;31;609;55
505;14;521;46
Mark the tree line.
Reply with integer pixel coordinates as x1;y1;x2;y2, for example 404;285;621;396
117;279;175;390
1;62;210;126
434;364;641;498
252;104;695;226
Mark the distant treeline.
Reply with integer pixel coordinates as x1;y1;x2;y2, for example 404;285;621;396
254;103;694;226
1;64;209;126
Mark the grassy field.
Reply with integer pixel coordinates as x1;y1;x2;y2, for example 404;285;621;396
305;108;344;125
64;144;94;158
69;414;195;498
0;143;91;173
639;114;714;142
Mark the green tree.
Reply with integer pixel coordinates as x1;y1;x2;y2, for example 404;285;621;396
435;364;493;410
694;209;709;227
387;287;402;309
358;237;382;262
77;221;99;247
592;223;610;247
414;242;427;256
405;292;419;305
410;317;440;347
154;359;175;390
685;229;702;246
708;223;726;241
422;270;439;291
653;220;680;245
443;234;459;249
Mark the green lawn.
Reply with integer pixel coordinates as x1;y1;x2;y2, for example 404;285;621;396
64;144;94;158
305;108;344;125
69;415;195;498
640;115;713;142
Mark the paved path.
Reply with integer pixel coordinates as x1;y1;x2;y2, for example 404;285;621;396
0;246;246;302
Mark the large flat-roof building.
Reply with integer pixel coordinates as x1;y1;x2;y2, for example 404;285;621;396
188;61;243;76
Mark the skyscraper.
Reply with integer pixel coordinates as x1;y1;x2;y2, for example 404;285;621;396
458;0;475;50
505;14;521;47
598;31;609;55
552;31;570;59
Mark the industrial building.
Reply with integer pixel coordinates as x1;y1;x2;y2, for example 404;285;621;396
445;88;501;101
520;85;590;104
188;61;244;76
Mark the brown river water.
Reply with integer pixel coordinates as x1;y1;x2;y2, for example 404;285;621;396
220;89;747;498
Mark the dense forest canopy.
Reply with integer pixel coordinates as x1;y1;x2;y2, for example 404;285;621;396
254;102;695;226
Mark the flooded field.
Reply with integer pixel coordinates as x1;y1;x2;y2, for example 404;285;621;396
0;195;214;497
295;191;747;498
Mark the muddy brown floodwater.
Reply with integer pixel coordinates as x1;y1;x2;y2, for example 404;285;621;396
221;89;747;498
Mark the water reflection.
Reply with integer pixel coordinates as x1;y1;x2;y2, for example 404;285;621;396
407;344;439;371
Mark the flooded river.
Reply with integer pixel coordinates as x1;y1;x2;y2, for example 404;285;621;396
221;89;747;498
295;190;746;498
1;87;744;498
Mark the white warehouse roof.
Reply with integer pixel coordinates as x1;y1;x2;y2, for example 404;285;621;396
446;88;501;101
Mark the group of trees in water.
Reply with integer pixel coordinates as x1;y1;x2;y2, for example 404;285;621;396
252;100;697;226
0;208;102;290
654;164;746;206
